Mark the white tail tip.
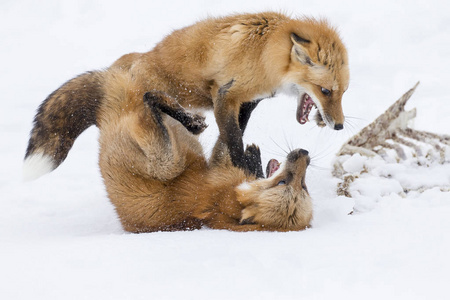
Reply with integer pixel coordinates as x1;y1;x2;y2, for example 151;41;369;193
23;153;56;181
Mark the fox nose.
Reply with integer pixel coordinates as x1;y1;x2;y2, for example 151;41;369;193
287;149;309;162
334;123;344;130
299;149;309;156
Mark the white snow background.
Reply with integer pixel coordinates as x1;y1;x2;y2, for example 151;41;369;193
1;0;450;299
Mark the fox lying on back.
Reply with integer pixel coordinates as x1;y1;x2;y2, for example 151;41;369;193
34;71;313;231
100;78;312;232
24;11;349;179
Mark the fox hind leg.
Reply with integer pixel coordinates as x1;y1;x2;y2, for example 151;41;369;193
123;91;205;181
104;93;185;182
143;91;207;135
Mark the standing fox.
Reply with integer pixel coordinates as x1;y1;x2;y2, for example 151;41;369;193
24;11;349;179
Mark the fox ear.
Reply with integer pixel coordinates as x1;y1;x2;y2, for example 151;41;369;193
291;33;310;45
290;33;314;66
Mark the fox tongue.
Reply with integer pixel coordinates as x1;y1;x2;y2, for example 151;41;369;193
297;94;315;125
266;159;280;178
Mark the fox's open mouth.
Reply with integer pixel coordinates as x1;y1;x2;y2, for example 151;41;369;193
297;93;316;125
266;159;280;178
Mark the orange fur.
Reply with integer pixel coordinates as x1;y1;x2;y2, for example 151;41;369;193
97;72;312;232
25;12;349;177
112;12;349;126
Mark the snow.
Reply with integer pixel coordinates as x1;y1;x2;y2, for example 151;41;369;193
1;0;450;299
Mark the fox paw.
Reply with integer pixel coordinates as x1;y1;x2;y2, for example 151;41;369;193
185;113;208;135
244;144;264;178
239;215;256;225
244;144;261;158
239;205;261;226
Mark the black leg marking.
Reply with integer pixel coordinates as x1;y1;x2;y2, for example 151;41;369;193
143;92;208;135
238;99;263;134
143;92;170;141
216;80;264;174
215;79;247;170
216;79;265;175
159;105;207;135
244;144;264;178
223;114;247;170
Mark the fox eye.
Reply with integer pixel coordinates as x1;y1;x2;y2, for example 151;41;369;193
321;87;331;96
277;180;287;186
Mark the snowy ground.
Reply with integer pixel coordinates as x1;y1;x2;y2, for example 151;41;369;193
1;0;450;299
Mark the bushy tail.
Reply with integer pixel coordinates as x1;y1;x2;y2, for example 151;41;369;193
23;71;105;180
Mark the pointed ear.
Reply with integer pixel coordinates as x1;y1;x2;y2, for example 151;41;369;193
290;33;314;66
291;33;311;45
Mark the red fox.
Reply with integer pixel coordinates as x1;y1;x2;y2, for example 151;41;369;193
108;81;312;232
24;11;349;179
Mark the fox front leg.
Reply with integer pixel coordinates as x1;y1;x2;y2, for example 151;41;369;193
212;80;249;172
238;99;263;135
244;144;264;179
